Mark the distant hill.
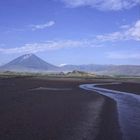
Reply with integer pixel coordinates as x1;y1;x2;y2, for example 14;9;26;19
0;54;140;76
66;70;97;77
0;54;58;72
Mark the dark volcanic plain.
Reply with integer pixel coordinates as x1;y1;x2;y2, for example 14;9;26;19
1;76;139;140
98;82;140;95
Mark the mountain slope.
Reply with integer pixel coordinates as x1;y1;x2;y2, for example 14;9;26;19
0;54;58;72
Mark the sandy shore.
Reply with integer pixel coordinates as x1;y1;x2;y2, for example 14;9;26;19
0;76;122;140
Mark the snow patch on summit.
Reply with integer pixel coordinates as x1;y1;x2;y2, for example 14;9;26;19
20;54;33;61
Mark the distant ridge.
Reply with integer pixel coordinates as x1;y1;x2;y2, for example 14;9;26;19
0;54;58;72
60;64;140;76
0;54;140;76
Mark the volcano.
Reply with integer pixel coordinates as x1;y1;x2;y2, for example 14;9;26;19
0;54;58;72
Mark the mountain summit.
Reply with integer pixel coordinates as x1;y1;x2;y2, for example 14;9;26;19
0;54;58;72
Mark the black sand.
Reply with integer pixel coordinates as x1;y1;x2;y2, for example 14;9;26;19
0;77;122;140
98;82;140;95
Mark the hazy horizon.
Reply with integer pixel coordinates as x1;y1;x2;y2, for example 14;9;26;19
0;0;140;65
1;53;140;67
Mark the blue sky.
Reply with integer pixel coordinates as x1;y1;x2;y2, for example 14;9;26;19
0;0;140;65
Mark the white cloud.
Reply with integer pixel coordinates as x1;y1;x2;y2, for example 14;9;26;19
30;21;55;31
1;20;139;55
60;0;140;11
59;63;67;67
120;24;130;29
96;20;140;41
127;20;140;40
107;52;140;59
4;21;55;33
0;39;101;54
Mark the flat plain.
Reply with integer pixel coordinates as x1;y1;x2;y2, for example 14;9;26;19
0;75;139;140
